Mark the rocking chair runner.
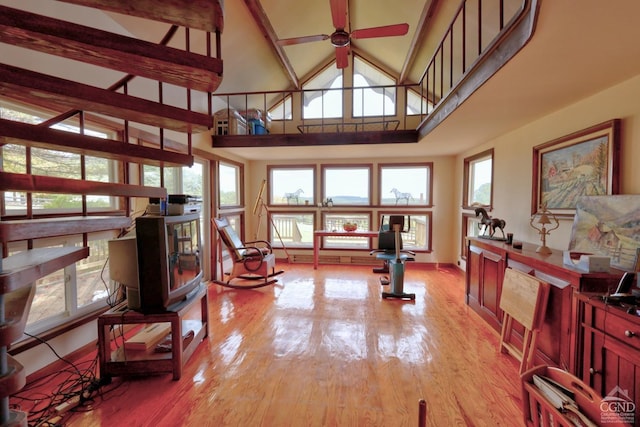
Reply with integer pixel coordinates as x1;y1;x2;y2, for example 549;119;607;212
212;217;283;289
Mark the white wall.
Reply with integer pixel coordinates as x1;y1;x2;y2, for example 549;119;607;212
455;74;640;264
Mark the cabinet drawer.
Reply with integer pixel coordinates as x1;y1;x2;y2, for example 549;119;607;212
605;312;640;350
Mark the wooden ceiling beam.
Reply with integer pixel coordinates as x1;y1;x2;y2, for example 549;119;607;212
399;0;439;84
243;0;300;89
0;6;222;93
212;131;418;148
0;119;194;168
0;64;212;134
55;0;224;33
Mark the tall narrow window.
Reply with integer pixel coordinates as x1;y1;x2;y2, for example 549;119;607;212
218;161;242;208
463;149;493;208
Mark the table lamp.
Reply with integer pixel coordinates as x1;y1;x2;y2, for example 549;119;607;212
530;203;559;254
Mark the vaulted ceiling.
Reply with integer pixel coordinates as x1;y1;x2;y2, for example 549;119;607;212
2;0;640;161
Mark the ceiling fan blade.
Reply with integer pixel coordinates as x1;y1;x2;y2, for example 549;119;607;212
277;34;330;46
350;23;409;40
335;46;349;69
330;0;347;29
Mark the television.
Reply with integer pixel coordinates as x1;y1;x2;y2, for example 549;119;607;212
109;213;203;314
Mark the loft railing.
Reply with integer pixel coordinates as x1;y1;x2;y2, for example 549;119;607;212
212;0;535;140
211;84;425;136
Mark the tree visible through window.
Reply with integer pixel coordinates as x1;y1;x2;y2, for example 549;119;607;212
464;149;493;208
218;162;241;207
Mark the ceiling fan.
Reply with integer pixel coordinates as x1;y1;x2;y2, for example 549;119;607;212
276;0;409;69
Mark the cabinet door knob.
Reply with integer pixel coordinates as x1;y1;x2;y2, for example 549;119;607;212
625;330;636;338
589;367;599;375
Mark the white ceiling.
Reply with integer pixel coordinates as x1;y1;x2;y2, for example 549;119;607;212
210;0;640;161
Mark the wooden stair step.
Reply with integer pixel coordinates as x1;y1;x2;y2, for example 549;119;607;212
0;216;132;243
0;285;36;347
0;64;212;134
0;355;27;397
0;118;194;168
0;5;222;93
0;247;89;294
56;0;224;33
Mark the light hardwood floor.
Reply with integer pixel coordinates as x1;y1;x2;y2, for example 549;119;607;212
21;263;525;426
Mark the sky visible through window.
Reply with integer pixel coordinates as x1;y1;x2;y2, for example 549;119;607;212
473;158;492;195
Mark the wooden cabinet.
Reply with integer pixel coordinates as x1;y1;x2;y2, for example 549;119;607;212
576;293;640;420
466;237;623;373
466;243;505;331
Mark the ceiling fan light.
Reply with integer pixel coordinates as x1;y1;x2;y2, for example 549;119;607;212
330;30;350;47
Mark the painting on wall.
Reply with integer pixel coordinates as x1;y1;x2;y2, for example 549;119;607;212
532;119;620;216
568;195;640;271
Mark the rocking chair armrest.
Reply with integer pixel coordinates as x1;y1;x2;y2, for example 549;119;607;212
240;245;266;260
244;239;273;253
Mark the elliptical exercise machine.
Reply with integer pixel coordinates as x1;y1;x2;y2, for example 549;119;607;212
370;215;416;300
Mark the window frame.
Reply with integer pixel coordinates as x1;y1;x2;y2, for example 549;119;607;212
378;211;433;253
460;212;481;260
463;149;494;209
320;210;373;249
321;163;372;207
378;162;433;207
268;211;316;249
267;165;316;207
1;107;122;217
352;55;397;118
217;160;244;209
301;64;344;120
268;93;293;121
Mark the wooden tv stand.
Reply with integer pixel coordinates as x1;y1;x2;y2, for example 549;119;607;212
97;283;208;381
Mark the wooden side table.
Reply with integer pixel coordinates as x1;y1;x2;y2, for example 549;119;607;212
97;283;208;381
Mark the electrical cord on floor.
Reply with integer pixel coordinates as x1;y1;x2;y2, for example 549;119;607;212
10;333;120;427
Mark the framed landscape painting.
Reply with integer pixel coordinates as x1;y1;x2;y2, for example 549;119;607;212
532;119;620;216
568;195;640;271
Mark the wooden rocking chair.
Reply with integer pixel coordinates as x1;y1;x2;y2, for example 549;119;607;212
212;217;283;289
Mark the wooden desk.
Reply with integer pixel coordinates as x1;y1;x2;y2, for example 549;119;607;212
98;283;208;381
313;230;378;269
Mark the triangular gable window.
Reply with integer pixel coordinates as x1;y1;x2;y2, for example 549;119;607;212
302;65;343;119
353;56;396;117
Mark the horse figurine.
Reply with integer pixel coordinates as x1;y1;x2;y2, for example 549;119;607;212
390;188;413;205
284;188;304;205
474;207;506;239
